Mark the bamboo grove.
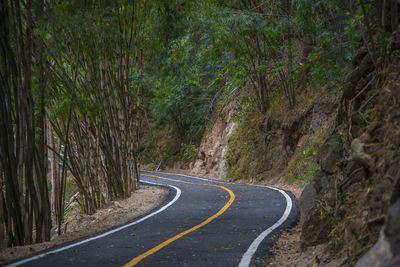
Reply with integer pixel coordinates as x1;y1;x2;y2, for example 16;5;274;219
0;0;147;247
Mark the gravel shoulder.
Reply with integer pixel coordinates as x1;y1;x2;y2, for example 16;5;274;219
0;185;169;264
266;222;347;267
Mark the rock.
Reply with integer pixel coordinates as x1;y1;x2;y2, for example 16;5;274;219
103;200;122;210
75;214;95;224
190;103;237;178
299;181;317;227
299;171;333;237
351;134;373;172
310;94;337;132
390;177;400;205
300;201;331;248
385;199;400;255
313;171;332;194
113;201;123;209
318;135;343;174
300;170;336;248
355;231;394;267
356;199;400;267
103;201;114;209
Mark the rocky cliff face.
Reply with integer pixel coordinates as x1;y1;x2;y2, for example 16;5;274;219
189;104;237;179
186;54;400;267
190;91;338;184
300;58;400;265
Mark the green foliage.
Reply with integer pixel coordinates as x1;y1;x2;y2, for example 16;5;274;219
140;126;179;165
363;108;374;122
147;4;223;144
224;112;262;181
182;143;199;161
293;0;362;89
328;217;339;250
142;0;370;166
285;145;321;184
338;193;349;204
284;120;332;184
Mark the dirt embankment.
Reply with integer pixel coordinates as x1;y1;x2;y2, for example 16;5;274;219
161;87;337;265
162;61;400;266
153;58;400;267
280;59;400;266
0;185;168;264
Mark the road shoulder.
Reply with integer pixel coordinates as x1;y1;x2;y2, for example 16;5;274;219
0;185;169;264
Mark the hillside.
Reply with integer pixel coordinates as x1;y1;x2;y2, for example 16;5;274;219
154;57;400;266
142;2;400;266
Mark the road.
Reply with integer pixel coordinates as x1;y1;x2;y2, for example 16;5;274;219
7;171;299;267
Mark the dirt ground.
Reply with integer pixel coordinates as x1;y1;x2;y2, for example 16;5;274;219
0;185;168;264
266;222;347;267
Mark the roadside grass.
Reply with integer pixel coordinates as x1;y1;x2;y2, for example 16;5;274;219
283;125;332;184
284;144;321;184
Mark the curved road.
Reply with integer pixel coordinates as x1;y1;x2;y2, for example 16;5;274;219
7;171;299;267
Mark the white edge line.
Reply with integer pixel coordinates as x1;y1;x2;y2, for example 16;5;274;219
142;170;231;185
238;188;292;267
6;181;181;267
144;170;294;267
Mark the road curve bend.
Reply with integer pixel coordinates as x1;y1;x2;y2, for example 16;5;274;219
6;171;298;267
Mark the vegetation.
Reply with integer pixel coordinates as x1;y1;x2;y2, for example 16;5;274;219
0;0;399;250
285;145;321;183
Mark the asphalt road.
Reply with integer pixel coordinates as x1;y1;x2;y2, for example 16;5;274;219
6;171;299;267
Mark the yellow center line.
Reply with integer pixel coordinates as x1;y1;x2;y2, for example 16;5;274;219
122;174;236;267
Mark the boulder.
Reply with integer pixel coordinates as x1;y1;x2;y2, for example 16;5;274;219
351;135;373;173
299;171;332;226
300;170;336;248
313;171;332;193
355;231;395;267
299;181;317;227
318;135;343;174
356;183;400;267
300;201;331;248
385;199;400;255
